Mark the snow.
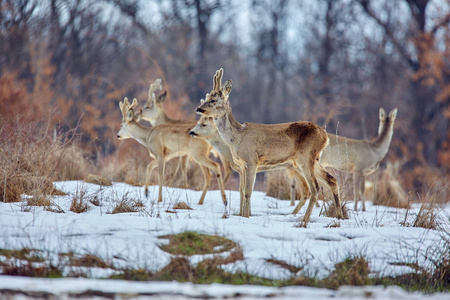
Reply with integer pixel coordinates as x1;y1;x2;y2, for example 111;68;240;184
0;181;449;299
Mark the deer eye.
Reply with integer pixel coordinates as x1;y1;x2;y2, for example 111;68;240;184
201;124;206;127
210;99;216;104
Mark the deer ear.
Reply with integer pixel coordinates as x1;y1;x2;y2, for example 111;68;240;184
157;91;167;103
222;79;232;96
127;109;134;121
389;108;398;121
379;108;386;120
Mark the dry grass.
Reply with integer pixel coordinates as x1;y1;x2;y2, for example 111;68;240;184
323;256;370;289
70;188;91;213
412;195;439;230
155;257;195;282
159;231;237;256
266;258;303;274
65;253;112;269
323;201;349;219
101;147;206;190
84;174;112;186
266;170;293;200
173;202;193;210
370;162;409;209
110;193;144;214
0;118;91;204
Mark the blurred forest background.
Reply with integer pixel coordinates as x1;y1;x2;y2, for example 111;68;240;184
0;0;449;197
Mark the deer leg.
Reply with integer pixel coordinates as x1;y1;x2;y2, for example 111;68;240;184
145;160;158;198
285;168;297;206
291;169;312;214
299;163;319;227
353;172;363;211
359;176;366;211
316;166;343;219
241;165;257;218
180;156;190;189
191;155;228;206
220;155;233;185
197;165;212;205
157;158;165;202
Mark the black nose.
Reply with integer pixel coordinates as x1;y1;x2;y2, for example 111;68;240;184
117;135;120;138
196;107;204;113
189;131;197;137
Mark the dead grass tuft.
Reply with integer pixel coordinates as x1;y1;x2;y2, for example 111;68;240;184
413;197;439;230
401;190;440;230
110;193;144;214
323;202;349;220
323;256;370;289
173;202;193;210
70;188;91;213
70;197;90;214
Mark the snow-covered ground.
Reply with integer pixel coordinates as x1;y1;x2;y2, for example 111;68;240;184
0;181;449;299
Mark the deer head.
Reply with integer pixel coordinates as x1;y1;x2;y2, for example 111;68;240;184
189;114;216;138
117;97;141;140
378;107;398;136
142;79;167;122
196;68;232;117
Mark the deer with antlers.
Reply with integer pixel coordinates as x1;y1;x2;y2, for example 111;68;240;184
140;79;233;185
117;97;228;211
196;69;343;225
189;114;311;213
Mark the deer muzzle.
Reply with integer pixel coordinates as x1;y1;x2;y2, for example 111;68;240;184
189;131;197;137
196;107;205;113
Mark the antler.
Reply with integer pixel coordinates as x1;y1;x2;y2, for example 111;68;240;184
148;78;163;101
119;97;130;120
119;97;139;121
213;69;223;92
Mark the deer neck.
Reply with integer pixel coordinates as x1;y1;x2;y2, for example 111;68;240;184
149;109;171;126
129;122;152;147
214;109;245;146
371;122;394;157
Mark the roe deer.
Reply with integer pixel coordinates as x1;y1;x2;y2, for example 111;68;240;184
320;108;398;211
117;97;228;210
139;79;193;188
141;79;232;185
189;114;311;212
195;69;343;225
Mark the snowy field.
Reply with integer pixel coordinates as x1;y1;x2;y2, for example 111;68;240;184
0;180;449;299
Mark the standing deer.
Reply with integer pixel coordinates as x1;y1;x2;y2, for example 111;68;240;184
320;108;398;211
140;79;232;185
138;79;193;188
196;69;343;225
189;114;310;212
117;97;228;210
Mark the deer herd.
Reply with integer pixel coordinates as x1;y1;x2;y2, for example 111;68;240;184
117;68;397;226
